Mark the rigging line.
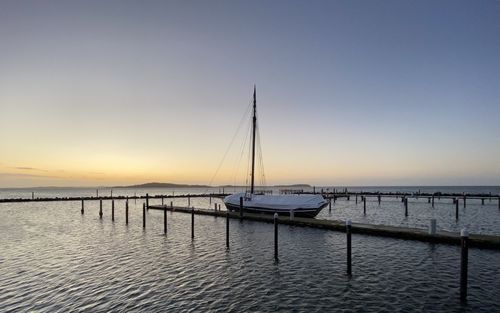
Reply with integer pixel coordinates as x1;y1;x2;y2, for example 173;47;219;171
232;113;252;187
257;128;266;187
206;100;253;189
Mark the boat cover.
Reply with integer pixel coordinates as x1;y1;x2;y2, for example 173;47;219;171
224;192;326;211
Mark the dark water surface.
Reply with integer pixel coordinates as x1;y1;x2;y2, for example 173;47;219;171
1;200;500;312
2;186;500;235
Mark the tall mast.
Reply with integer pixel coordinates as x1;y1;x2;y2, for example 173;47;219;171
250;85;257;194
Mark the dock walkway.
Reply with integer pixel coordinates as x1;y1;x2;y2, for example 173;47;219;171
149;204;500;250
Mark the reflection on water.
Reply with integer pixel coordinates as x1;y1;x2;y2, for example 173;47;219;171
1;200;500;312
1;186;500;235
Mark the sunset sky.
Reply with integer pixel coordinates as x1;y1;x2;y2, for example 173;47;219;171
1;0;499;188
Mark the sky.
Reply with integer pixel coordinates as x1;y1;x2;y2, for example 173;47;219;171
1;0;499;188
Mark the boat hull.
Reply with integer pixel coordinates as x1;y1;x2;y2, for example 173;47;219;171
224;202;327;218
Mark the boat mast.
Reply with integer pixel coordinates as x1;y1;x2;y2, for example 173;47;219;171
250;85;257;194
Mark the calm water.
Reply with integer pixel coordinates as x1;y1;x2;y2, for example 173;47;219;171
1;196;500;312
3;186;499;235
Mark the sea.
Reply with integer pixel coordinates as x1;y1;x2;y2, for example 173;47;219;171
1;186;500;312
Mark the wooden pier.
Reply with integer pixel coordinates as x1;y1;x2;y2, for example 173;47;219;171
0;193;228;203
148;204;500;250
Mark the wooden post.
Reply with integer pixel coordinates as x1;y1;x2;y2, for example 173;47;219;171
81;200;84;214
432;195;435;208
111;189;113;197
363;196;366;215
355;194;358;204
455;198;459;220
404;198;408;217
346;219;352;276
191;208;194;239
274;213;279;261
99;199;103;219
161;197;164;205
239;197;243;220
214;203;217;211
428;197;431;203
333;195;336;203
96;189;99;197
112;200;115;221
32;192;34;200
226;211;230;249
209;196;212;204
146;193;149;210
463;196;466;208
481;198;485;205
164;207;167;234
142;203;146;228
329;200;332;212
460;229;469;302
378;194;381;205
125;200;129;225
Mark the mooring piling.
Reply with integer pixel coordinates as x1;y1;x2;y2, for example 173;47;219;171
191;208;195;239
455;198;459;220
428;197;431;203
161;197;164;205
290;209;295;221
346;219;352;276
404;198;408;217
329;200;332;212
274;213;279;261
81;199;84;215
463;196;466;208
142;203;146;228
239;197;243;220
460;228;469;302
481;198;485;205
355;194;358;204
99;199;103;219
377;194;381;205
32;192;34;200
188;196;190;207
214;203;217;211
112;200;115;221
432;195;435;208
226;211;230;249
429;219;436;235
363;196;366;215
146;194;149;210
125;200;129;225
164;207;167;234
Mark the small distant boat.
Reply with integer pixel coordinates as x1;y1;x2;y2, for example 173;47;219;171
223;86;328;217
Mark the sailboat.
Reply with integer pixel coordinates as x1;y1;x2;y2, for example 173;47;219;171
223;86;328;218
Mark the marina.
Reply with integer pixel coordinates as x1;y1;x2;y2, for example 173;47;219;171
1;193;500;312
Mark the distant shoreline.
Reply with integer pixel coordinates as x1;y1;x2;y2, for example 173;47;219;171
0;182;313;190
1;184;499;190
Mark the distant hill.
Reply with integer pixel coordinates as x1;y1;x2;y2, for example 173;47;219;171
114;182;211;189
115;182;311;189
